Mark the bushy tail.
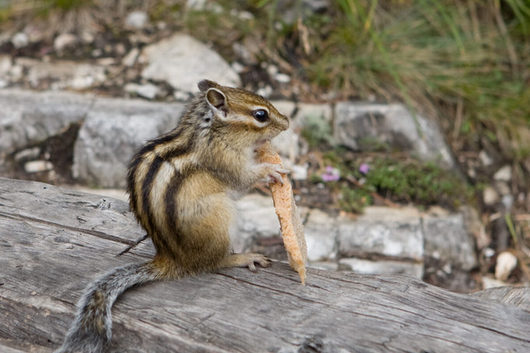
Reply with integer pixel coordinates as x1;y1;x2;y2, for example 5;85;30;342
55;261;160;353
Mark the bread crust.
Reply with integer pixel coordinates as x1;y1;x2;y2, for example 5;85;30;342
258;143;307;284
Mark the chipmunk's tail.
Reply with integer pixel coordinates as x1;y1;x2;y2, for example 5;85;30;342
55;261;162;353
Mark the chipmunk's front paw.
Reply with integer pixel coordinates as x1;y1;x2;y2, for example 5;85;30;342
259;163;290;185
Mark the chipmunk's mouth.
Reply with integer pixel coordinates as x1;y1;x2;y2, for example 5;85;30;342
255;138;270;147
253;138;271;154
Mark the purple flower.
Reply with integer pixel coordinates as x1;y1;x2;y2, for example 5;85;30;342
322;166;340;182
359;163;370;175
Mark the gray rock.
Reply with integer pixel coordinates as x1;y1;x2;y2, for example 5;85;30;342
256;85;273;98
232;42;255;64
304;209;337;261
481;276;508;290
304;0;329;11
72;98;185;187
266;64;279;77
234;194;279;253
422;212;477;270
460;205;489;250
0;89;95;155
124;83;160;100
338;207;423;261
16;58;106;90
339;258;423;279
501;194;514;210
80;31;95;44
24;160;53;173
140;34;240;93
54;33;77;52
0;55;12;76
9;63;23;81
483;186;499;206
186;0;223;12
231;61;245;73
277;0;330;24
187;0;207;9
96;57;116;66
14;147;40;162
479;150;494;166
495;251;517;281
173;90;192;101
334;103;454;168
11;32;29;48
494;165;512;182
122;48;140;67
125;11;149;30
230;9;254;21
274;73;291;83
295;103;333;125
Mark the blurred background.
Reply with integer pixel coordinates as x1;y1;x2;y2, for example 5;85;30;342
0;0;528;292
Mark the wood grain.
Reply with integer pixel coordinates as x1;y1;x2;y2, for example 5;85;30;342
0;177;528;353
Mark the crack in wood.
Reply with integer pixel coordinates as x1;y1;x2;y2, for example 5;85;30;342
420;333;482;352
310;271;380;290
0;210;136;246
474;324;530;343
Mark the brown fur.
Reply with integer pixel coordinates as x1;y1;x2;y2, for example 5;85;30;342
127;79;288;275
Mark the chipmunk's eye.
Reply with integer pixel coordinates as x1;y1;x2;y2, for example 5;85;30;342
252;109;269;123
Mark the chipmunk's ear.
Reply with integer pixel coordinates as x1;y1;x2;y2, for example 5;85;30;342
198;79;220;92
205;87;228;118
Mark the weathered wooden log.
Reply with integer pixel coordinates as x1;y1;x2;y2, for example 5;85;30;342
0;177;528;353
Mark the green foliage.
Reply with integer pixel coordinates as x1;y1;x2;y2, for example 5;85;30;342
321;151;474;213
0;0;93;22
339;186;373;214
46;0;90;10
303;0;530;160
365;159;472;207
149;2;183;21
0;8;10;23
357;137;390;152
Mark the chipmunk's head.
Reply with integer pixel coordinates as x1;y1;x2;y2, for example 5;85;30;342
198;79;289;141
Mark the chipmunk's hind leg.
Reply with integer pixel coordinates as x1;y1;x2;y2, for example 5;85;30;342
220;253;271;272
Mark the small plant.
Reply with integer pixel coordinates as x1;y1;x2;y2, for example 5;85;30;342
317;152;475;213
365;159;473;208
339;186;373;214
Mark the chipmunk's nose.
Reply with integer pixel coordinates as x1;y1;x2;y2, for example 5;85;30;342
279;114;289;130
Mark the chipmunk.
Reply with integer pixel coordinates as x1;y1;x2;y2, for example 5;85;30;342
56;79;289;353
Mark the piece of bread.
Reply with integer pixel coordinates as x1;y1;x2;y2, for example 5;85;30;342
257;143;307;284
